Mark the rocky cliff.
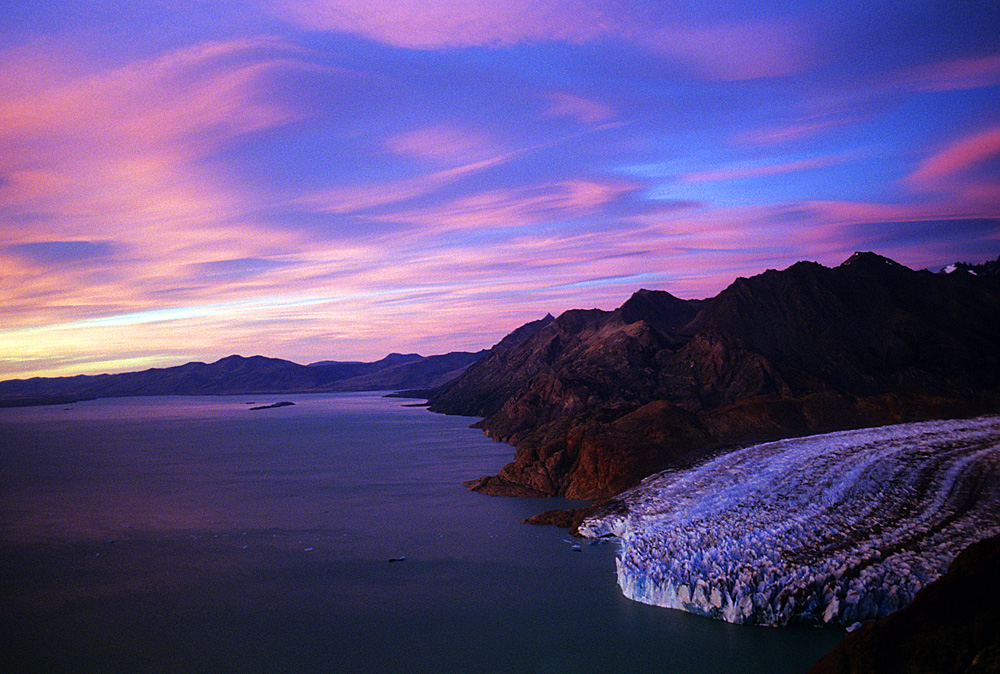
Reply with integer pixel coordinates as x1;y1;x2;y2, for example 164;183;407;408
430;253;1000;499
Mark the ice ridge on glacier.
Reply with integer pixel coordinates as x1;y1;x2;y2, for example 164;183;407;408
578;416;1000;627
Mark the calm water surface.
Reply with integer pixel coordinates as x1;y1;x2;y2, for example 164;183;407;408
0;393;842;673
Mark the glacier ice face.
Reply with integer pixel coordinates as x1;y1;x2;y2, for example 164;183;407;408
578;416;1000;626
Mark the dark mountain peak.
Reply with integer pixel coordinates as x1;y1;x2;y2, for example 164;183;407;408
840;251;909;272
378;353;423;365
492;313;557;352
432;251;1000;499
618;288;705;333
784;259;827;277
723;261;829;297
210;354;300;372
685;253;921;341
549;308;609;333
622;288;687;307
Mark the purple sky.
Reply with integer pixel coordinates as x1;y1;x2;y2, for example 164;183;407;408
2;1;999;378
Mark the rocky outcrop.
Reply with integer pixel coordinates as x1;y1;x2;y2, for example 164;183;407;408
807;532;1000;674
431;253;1000;499
523;505;599;530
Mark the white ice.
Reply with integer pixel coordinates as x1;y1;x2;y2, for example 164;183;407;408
578;416;1000;626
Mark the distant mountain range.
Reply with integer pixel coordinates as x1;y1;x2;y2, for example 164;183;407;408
0;350;485;407
425;252;1000;499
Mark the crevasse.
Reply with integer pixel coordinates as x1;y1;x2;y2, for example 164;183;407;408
578;416;1000;627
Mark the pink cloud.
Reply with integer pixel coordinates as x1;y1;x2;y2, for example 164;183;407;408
730;112;871;146
299;124;625;217
0;38;300;145
296;149;517;215
637;20;817;81
0;39;96;102
384;124;501;165
0;37;310;230
681;152;858;183
364;179;638;231
0;38;326;331
273;0;612;49
894;54;1000;93
543;92;614;124
907;125;1000;188
728;54;1000;153
798;200;922;224
732;120;839;146
273;2;816;80
780;199;1000;267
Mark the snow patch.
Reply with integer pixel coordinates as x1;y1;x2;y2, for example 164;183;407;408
579;416;1000;626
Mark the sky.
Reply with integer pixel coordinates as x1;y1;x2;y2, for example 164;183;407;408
2;0;999;379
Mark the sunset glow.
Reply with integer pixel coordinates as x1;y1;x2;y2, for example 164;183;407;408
2;1;999;379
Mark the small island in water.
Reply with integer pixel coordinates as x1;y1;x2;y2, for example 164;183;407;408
248;401;295;411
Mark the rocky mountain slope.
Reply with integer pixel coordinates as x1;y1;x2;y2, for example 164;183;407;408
428;252;1000;499
0;351;484;407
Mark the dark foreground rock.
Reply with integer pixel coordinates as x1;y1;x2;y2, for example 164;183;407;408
808;533;1000;674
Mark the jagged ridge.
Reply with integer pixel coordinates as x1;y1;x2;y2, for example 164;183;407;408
430;253;1000;499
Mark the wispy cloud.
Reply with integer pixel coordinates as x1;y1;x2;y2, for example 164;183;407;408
681;152;860;183
293;152;513;217
543;92;615;124
272;1;816;80
271;0;613;49
639;20;817;81
0;37;308;239
892;54;1000;93
384;124;502;164
907;125;1000;188
369;179;638;231
295;123;625;220
0;37;328;330
731;115;861;146
4;240;116;266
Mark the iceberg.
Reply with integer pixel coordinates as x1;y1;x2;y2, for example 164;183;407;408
578;416;1000;626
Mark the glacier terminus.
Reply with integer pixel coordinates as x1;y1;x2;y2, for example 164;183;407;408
578;416;1000;627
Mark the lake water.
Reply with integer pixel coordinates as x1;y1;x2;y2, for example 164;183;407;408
0;393;843;673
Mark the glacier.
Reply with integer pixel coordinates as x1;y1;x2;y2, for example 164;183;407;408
578;415;1000;627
